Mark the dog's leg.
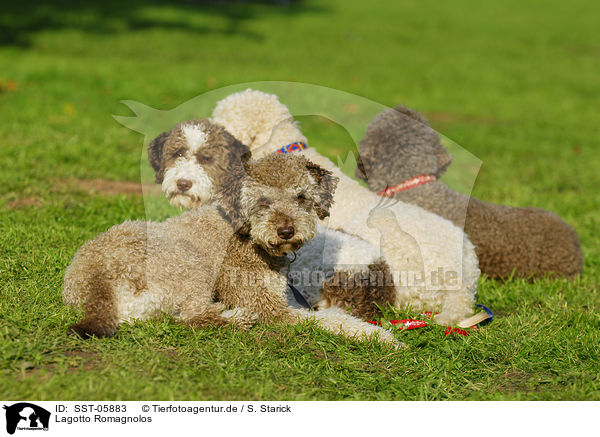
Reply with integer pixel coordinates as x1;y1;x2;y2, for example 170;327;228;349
220;307;259;330
181;301;258;330
182;302;231;328
215;245;400;345
68;271;119;339
214;258;295;324
287;307;402;348
433;290;474;326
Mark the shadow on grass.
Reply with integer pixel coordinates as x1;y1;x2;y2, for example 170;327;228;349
0;0;325;46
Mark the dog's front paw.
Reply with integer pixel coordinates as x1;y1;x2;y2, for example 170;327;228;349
394;341;408;350
222;307;259;330
68;319;116;339
433;311;461;327
374;328;406;350
386;337;407;350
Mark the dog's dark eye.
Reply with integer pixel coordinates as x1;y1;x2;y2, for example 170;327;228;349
174;150;185;158
197;155;213;164
296;193;307;204
257;197;271;208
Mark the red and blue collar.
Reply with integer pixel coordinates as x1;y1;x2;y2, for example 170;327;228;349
275;141;308;154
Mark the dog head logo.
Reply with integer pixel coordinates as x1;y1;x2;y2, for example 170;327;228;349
3;403;50;435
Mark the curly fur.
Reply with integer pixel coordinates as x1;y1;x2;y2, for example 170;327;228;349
211;89;480;325
63;206;254;338
318;259;396;320
65;138;398;346
148;116;401;322
357;105;583;279
212;153;399;346
148;119;250;209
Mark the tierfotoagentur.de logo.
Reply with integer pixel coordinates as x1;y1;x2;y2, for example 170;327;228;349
3;403;50;435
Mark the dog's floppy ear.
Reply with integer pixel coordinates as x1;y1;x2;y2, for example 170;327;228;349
305;161;339;220
218;199;251;236
241;150;252;172
436;148;453;176
216;188;250;236
216;181;248;235
148;131;169;183
355;152;370;181
220;127;252;171
208;128;253;234
215;159;251;236
432;136;452;176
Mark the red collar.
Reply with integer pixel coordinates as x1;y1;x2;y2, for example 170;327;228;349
377;174;437;197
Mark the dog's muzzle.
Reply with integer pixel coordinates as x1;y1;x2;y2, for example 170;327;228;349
266;238;304;256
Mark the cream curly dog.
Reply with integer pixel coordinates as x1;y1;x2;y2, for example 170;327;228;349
209;89;480;325
64;120;398;346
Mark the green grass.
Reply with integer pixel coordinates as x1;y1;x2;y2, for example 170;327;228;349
1;0;599;400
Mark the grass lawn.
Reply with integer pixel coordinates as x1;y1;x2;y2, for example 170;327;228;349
1;0;599;400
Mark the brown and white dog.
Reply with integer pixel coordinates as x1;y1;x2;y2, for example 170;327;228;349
148;119;247;209
64;120;399;347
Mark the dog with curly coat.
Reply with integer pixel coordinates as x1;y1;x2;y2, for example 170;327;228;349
64;120;398;346
213;152;395;346
357;105;583;279
148;119;397;321
209;89;480;326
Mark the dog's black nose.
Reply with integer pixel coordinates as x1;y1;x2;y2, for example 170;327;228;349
177;179;192;192
277;226;295;240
